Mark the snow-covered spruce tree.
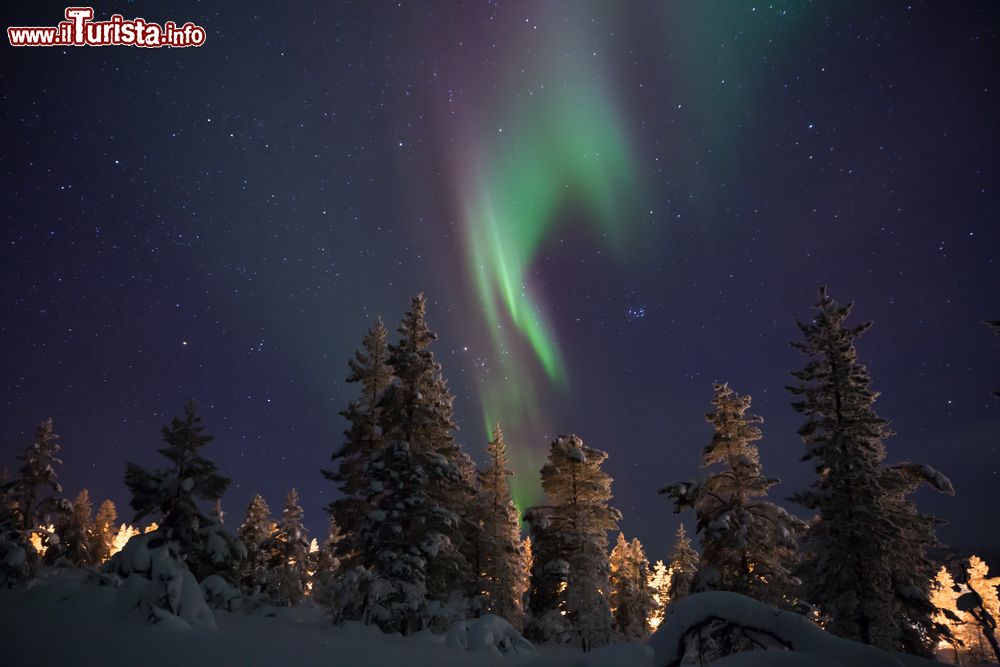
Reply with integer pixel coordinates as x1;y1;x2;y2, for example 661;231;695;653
788;287;953;654
360;294;473;633
387;294;475;607
958;556;1000;663
267;488;311;606
475;423;526;628
0;418;69;582
237;493;275;594
649;559;672;628
314;515;343;575
609;533;656;641
931;559;1000;664
91;499;117;564
667;523;699;602
882;462;955;654
324;317;393;571
532;434;621;651
4;418;66;532
523;505;570;644
310;516;343;609
661;383;804;608
124;400;243;582
49;488;94;567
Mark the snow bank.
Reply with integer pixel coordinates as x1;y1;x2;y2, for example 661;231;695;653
103;531;216;629
648;591;943;667
445;613;535;655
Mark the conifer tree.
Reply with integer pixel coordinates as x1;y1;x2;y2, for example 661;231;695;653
529;435;621;651
662;383;804;607
314;516;343;575
124;400;240;581
53;489;94;566
667;523;699;602
269;488;311;606
4;419;65;532
958;556;1000;663
385;294;473;604
609;533;656;641
325;318;393;570
649;559;672;627
363;294;471;632
524;506;569;644
237;493;274;593
476;423;526;627
91;499;117;564
788;288;953;653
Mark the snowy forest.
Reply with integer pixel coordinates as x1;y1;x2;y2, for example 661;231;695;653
1;289;997;667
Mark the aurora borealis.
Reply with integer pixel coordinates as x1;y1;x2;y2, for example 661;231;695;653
450;13;645;505
3;1;1000;560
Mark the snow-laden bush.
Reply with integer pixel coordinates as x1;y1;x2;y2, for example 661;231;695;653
0;531;32;588
648;591;941;667
201;573;243;612
425;593;475;635
316;565;393;627
444;613;535;655
103;531;215;629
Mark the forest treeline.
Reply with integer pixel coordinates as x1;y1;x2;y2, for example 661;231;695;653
1;290;998;662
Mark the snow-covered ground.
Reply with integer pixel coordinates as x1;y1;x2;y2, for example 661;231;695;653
0;571;957;667
0;570;649;667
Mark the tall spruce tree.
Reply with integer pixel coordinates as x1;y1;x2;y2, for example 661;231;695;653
53;489;94;567
386;294;473;604
325;317;393;571
363;294;472;632
315;516;343;575
124;400;239;581
667;523;699;602
4;418;65;532
609;533;656;641
530;434;621;651
269;488;311;606
524;505;569;643
237;493;275;593
91;499;117;564
788;287;953;654
661;383;804;607
476;423;526;627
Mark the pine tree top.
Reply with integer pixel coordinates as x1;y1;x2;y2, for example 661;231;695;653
17;418;63;492
669;523;699;571
125;400;230;528
395;293;436;354
702;383;764;471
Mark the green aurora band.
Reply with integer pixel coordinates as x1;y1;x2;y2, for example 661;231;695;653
456;48;644;512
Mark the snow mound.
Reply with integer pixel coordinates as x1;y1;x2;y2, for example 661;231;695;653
103;531;216;629
648;591;942;667
445;613;535;655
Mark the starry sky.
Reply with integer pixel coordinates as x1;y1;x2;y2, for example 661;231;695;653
2;1;999;561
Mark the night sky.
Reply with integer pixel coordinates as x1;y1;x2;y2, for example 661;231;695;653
2;1;999;562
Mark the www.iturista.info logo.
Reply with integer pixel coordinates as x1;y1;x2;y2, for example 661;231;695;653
7;7;206;48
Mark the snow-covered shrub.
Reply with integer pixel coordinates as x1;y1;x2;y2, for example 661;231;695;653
424;593;477;634
0;531;33;587
103;531;215;629
649;591;928;667
444;613;535;655
317;565;393;627
201;573;243;612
